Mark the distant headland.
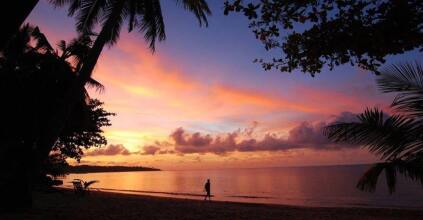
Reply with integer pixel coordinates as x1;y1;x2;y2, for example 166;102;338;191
67;165;161;173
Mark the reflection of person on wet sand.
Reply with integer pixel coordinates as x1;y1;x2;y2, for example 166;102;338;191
204;179;211;201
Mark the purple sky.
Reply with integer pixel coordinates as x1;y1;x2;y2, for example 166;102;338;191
26;0;415;170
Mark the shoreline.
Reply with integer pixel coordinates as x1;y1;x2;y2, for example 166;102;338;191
2;189;423;220
60;186;423;210
66;165;160;174
92;189;423;210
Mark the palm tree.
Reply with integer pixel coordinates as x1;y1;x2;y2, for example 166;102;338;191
3;0;210;142
56;34;105;90
324;63;423;193
34;0;211;168
54;0;211;84
0;24;109;210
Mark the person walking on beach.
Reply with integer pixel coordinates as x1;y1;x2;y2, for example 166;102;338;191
204;179;211;201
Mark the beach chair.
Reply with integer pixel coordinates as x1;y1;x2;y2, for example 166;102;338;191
82;180;99;193
72;179;85;195
71;179;99;196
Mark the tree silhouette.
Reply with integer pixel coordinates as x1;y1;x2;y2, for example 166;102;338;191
0;1;39;50
0;24;113;211
324;63;423;193
42;99;113;182
30;0;211;185
58;0;211;84
0;0;82;50
54;99;114;162
224;0;423;76
1;0;211;82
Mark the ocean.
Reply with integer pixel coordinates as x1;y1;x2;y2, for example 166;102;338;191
63;164;423;208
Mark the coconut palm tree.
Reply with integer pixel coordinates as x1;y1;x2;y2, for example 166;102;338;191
3;0;210;145
56;34;105;90
324;63;423;193
53;0;211;84
34;0;210;168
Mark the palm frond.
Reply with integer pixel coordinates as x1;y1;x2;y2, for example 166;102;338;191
2;23;34;57
86;77;105;92
324;108;422;160
358;159;423;194
397;155;423;185
57;40;71;59
357;163;385;192
127;0;137;32
49;0;84;16
69;35;93;56
76;0;108;34
63;34;94;69
100;0;125;45
384;163;397;194
49;0;77;7
325;62;423;194
32;26;54;52
138;0;166;51
175;0;211;27
377;62;423;117
83;180;99;189
68;0;83;15
57;40;67;52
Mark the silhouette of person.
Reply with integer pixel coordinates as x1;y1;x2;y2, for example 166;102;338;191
204;179;211;201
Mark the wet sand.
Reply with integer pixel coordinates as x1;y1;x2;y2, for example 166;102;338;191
2;189;423;220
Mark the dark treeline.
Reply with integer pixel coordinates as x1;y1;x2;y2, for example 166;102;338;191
68;165;160;173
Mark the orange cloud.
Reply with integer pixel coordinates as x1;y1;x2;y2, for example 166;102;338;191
85;144;131;156
211;85;318;113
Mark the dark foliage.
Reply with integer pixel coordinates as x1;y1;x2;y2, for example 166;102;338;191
0;24;114;181
43;153;69;178
324;62;423;193
2;24;113;164
224;0;423;76
51;0;211;83
54;99;113;162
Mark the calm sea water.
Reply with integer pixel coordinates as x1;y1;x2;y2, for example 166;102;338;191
63;165;423;208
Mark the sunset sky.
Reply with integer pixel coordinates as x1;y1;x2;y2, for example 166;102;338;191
27;1;412;170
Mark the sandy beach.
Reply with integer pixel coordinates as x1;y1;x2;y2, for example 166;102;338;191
1;189;423;220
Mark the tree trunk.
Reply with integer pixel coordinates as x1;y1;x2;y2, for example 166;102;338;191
0;142;33;212
0;69;39;212
78;0;125;82
0;0;39;50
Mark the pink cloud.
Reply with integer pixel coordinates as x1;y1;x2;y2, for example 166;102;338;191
85;144;131;156
144;112;359;155
141;146;161;155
